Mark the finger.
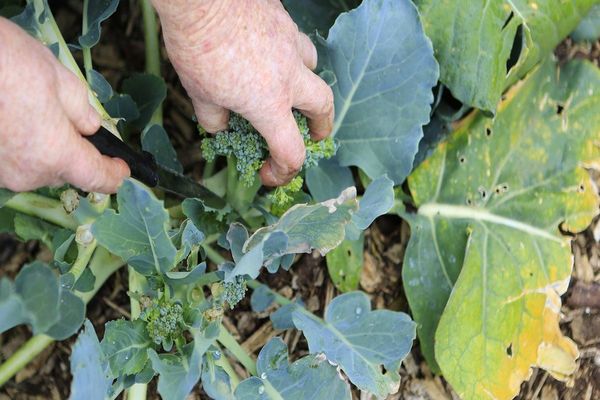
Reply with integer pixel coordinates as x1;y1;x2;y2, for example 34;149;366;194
293;68;335;141
192;98;230;134
55;65;101;135
59;132;130;193
297;32;318;70
249;110;305;187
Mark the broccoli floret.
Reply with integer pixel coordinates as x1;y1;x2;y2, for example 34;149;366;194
200;112;336;188
269;176;304;216
140;296;185;350
211;276;248;309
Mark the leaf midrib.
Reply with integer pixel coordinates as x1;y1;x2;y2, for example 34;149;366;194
418;203;563;242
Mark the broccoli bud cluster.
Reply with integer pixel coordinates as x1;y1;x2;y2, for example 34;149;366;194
200;111;336;192
140;296;185;350
221;276;248;309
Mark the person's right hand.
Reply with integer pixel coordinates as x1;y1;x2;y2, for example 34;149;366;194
0;18;129;194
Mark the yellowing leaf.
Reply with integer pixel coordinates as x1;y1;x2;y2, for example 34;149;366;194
402;58;600;399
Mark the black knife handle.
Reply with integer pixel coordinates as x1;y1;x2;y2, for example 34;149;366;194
86;127;159;187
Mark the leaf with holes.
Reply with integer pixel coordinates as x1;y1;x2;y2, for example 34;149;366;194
319;0;439;184
415;0;596;114
402;58;600;399
234;337;352;400
292;291;416;398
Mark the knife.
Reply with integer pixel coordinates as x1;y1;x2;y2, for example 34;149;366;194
86;127;226;209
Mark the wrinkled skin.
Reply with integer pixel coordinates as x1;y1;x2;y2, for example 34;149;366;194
0;18;129;193
0;0;333;193
152;0;334;186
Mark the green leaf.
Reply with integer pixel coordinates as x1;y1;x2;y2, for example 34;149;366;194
92;180;177;275
149;348;202;400
45;290;85;340
101;319;152;377
346;175;395;240
70;320;113;400
235;337;352;400
104;93;140;122
0;262;83;338
403;58;600;399
182;198;229;236
321;0;438;183
326;235;364;292
79;0;120;48
14;213;61;250
305;159;354;202
250;284;275;313
282;0;361;36
201;355;234;400
415;0;596;113
88;69;113;103
245;188;358;258
292;292;416;398
141;124;183;174
122;73;167;130
571;4;600;42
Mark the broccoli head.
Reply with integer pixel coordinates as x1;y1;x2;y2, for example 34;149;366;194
140;296;185;350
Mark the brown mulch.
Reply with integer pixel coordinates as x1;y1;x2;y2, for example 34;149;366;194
1;1;599;399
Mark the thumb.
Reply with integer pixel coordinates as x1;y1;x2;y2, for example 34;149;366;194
59;129;130;193
247;110;305;187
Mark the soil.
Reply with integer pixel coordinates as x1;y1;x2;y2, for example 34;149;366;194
0;2;599;399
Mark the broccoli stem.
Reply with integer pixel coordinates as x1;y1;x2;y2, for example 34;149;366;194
126;268;148;399
0;248;124;387
5;193;78;230
81;0;93;81
217;325;257;376
214;348;241;387
226;156;260;214
140;0;163;126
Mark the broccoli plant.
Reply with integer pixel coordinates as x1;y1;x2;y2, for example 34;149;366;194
0;1;598;400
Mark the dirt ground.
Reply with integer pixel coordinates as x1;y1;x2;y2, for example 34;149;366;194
0;2;599;399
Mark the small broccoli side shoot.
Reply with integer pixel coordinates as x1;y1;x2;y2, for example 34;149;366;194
140;295;185;351
211;276;248;310
200;111;336;214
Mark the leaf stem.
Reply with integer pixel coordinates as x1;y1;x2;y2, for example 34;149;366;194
140;0;163;126
217;325;257;376
5;193;77;230
203;244;227;265
126;267;148;399
214;349;241;387
0;248;124;387
81;0;93;80
70;241;97;284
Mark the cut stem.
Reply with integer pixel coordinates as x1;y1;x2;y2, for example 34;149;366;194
217;325;257;376
126;267;148;400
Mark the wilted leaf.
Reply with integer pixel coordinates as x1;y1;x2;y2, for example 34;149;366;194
235;337;352;400
92;180;177;275
245;187;358;257
415;0;595;113
292;291;416;398
403;59;600;398
70;320;113;400
321;0;438;183
101;319;152;376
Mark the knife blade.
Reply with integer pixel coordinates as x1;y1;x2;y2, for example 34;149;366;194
86;127;226;209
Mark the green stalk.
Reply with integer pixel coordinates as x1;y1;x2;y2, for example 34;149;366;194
203;244;227;265
81;0;93;80
70;241;97;284
0;248;124;387
5;193;77;230
140;0;163;126
217;325;257;376
126;267;148;400
31;0;115;131
214;349;241;387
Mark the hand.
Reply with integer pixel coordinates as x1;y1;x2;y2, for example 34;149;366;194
0;18;129;194
152;0;334;186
